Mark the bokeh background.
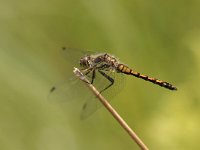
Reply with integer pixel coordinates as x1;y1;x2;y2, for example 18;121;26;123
0;0;200;150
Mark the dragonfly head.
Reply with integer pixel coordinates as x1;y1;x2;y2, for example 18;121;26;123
80;55;91;68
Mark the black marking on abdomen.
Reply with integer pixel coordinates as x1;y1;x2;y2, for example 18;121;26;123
117;64;177;90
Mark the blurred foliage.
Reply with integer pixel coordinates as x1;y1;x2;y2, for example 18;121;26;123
0;0;200;150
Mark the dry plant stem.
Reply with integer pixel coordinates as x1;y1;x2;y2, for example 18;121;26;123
73;68;149;150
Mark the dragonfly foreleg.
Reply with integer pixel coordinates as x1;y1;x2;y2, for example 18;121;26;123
80;67;97;84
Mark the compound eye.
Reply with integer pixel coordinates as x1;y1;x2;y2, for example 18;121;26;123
80;57;87;67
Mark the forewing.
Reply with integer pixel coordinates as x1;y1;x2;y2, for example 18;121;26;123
48;47;97;104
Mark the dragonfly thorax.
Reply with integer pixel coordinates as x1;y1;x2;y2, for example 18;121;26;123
80;53;119;70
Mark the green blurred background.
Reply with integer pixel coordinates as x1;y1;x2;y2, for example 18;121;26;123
0;0;200;149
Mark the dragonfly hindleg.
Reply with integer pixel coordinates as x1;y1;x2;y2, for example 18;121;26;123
98;70;114;93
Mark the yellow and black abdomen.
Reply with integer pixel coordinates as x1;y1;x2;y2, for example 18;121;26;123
117;64;177;90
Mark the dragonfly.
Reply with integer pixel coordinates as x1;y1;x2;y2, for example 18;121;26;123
49;47;177;119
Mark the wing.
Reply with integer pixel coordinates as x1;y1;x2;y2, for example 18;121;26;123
48;47;97;103
49;47;125;119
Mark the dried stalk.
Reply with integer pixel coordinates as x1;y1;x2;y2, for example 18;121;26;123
73;68;149;150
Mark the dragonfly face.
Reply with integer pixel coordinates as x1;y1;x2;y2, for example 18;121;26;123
80;55;92;68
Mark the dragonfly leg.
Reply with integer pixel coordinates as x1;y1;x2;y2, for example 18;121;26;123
81;68;96;84
98;70;114;93
90;70;96;84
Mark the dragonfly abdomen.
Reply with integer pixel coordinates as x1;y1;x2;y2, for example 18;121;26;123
117;64;177;90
